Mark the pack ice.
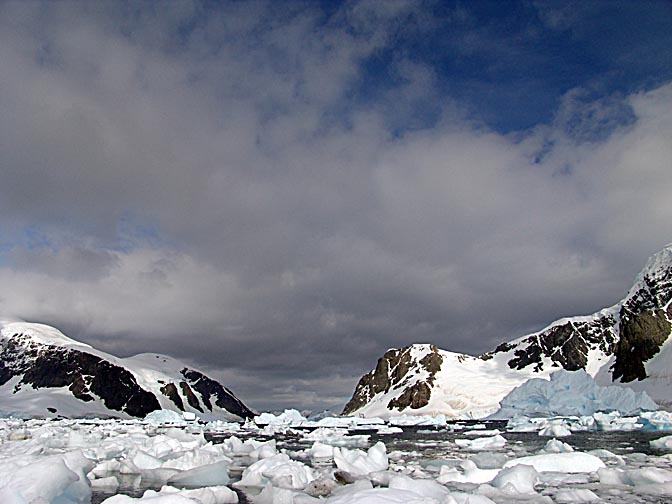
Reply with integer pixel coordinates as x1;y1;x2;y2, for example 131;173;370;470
1;406;672;503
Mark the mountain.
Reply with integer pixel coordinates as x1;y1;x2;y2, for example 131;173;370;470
0;319;254;420
343;244;672;418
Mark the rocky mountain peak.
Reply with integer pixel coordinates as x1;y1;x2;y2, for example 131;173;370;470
342;344;443;415
0;319;253;420
344;244;672;418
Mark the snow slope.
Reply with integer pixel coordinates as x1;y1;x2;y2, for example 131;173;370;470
345;244;672;418
0;319;254;420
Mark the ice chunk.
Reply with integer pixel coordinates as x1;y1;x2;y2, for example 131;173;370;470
387;414;447;427
468;452;508;470
234;453;314;490
333;441;388;476
156;485;239;504
598;467;631;486
128;449;164;470
248;439;277;459
0;453;92;504
308;441;335;459
254;482;312;504
627;467;672;485
255;409;307;426
554;488;600;502
144;410;187;425
301;428;369;447
324;485;442;503
491;464;539;494
454;434;506;450
388;474;453;501
102;485;239;503
639;411;672;430
463;429;501;437
437;459;500;484
90;476;120;492
168;460;231;487
538;420;572;437
503;452;605;473
540;438;574;453
505;416;546;432
651;435;672;450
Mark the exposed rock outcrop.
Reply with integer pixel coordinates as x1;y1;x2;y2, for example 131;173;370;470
343;345;442;415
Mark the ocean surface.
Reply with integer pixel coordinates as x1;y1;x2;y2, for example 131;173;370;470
92;420;672;503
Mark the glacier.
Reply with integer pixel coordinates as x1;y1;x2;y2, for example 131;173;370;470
490;369;659;419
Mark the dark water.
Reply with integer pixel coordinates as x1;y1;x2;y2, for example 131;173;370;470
92;421;672;503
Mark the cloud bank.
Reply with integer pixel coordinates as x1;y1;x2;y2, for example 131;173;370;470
1;1;671;411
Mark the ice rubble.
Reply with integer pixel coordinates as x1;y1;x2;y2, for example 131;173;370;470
490;369;659;419
2;407;672;503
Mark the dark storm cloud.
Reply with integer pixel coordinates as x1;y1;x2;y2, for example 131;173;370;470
1;1;671;411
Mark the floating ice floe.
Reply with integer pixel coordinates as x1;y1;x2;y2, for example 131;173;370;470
143;409;188;425
0;451;94;504
387;414;447;427
639;411;672;430
554;488;600;503
333;441;388;476
504;411;653;434
490;464;540;494
503;452;606;473
233;453;315;490
538;419;572;437
254;409;307;426
540;438;574;453
101;484;239;503
436;459;500;484
454;434;507;451
651;435;672;450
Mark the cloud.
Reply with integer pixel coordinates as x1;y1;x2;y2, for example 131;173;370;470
0;1;671;411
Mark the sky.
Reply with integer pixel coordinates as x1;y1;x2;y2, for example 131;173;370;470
1;0;671;413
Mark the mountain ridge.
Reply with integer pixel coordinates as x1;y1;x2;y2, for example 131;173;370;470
344;244;672;418
0;320;254;420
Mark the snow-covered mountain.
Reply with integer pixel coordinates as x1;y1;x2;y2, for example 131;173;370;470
0;319;254;420
343;244;672;419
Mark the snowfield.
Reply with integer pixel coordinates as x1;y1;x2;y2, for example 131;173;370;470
2;409;672;503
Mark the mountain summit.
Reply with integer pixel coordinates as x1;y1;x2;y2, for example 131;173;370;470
343;244;672;418
0;320;254;420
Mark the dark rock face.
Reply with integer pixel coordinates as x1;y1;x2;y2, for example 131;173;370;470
388;381;432;411
160;383;184;411
182;368;255;419
613;308;671;382
486;258;672;382
623;269;672;317
342;345;443;415
0;334;161;417
179;381;203;412
503;315;618;373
